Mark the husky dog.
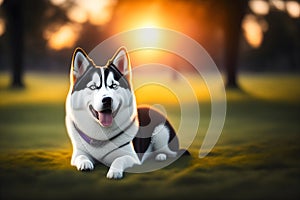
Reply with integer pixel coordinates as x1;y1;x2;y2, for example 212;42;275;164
65;47;182;179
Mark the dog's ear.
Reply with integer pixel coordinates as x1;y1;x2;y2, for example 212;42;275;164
111;47;131;82
70;47;93;85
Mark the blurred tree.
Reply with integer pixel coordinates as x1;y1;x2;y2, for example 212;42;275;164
2;0;25;88
203;0;248;88
1;0;69;88
222;1;248;88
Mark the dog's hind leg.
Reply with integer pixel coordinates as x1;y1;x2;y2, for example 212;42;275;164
151;124;177;161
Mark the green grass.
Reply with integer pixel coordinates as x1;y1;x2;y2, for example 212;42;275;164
0;72;299;199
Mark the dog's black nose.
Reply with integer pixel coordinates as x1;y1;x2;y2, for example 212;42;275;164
102;97;112;106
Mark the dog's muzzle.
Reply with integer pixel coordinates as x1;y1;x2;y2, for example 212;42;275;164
89;97;113;127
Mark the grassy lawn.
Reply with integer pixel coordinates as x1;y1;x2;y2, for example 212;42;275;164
0;72;299;199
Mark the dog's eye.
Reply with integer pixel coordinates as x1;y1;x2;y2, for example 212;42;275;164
88;85;97;90
109;83;119;90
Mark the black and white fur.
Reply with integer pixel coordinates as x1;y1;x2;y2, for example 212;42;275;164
65;47;180;179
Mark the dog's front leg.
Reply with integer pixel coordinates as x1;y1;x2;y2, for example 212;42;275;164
74;155;94;171
71;149;94;171
106;155;140;179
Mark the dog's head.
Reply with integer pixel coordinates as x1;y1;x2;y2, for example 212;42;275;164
69;47;135;129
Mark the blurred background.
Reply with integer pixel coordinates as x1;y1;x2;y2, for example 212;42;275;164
0;0;299;88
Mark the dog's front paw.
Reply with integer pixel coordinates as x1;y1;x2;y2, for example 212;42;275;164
75;155;94;171
106;168;123;179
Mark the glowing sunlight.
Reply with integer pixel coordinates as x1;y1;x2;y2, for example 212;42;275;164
71;0;117;25
286;1;300;18
50;0;66;6
249;0;270;15
44;23;81;50
270;0;285;11
242;15;264;48
0;18;5;37
66;5;88;24
46;0;117;50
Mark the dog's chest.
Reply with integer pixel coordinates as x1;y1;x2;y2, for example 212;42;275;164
76;122;138;163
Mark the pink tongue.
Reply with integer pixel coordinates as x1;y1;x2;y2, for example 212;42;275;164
98;112;113;127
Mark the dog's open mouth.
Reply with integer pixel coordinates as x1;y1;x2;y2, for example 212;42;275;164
89;105;113;127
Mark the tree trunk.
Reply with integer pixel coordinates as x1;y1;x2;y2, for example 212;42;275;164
223;2;247;88
4;0;25;88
